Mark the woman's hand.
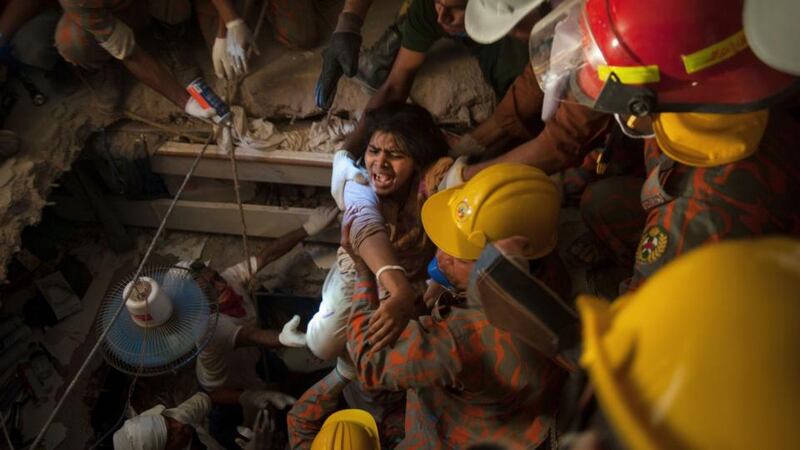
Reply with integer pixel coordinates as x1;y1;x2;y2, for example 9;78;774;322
367;290;415;352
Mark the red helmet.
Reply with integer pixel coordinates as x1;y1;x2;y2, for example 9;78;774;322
531;0;799;115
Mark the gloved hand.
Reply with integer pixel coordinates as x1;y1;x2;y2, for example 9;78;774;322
315;12;363;109
449;134;486;158
278;315;307;347
184;96;216;119
235;410;275;450
438;156;469;191
331;150;368;210
302;205;339;235
212;37;235;80
238;390;296;410
225;19;259;76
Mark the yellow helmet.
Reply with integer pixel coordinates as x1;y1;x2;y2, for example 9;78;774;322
311;409;380;450
577;238;800;450
422;163;560;260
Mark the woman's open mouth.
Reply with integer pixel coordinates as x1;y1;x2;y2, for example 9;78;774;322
371;171;395;191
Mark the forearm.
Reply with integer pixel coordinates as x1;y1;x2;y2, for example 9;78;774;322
255;228;308;271
0;0;47;37
464;137;566;180
287;369;350;449
208;388;243;406
122;46;190;108
235;326;282;348
209;0;239;24
341;0;373;20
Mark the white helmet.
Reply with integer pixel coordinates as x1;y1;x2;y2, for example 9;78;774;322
743;0;800;75
465;0;548;44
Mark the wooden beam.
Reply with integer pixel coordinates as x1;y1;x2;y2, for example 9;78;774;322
50;195;340;244
151;141;333;187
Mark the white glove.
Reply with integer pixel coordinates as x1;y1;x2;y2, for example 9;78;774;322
438;156;469;191
331;150;368;210
212;37;235;80
226;19;259;76
238;390;296;410
235;409;275;450
278;315;307;347
184;96;216;119
303;205;339;236
449;134;486;158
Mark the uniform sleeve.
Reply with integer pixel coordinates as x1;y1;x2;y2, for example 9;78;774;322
400;0;442;53
59;0;119;42
346;271;468;391
287;369;350;450
530;93;612;169
479;64;546;144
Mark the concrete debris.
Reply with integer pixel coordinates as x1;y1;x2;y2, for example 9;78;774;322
234;114;354;154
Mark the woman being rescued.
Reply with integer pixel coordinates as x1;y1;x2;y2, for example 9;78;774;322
287;102;453;448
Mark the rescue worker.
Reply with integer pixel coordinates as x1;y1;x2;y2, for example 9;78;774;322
53;0;255;115
440;0;615;176
567;238;800;449
526;0;800;292
339;164;567;448
337;0;530;154
184;205;338;448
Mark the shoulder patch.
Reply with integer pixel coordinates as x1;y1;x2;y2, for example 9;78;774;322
636;226;669;265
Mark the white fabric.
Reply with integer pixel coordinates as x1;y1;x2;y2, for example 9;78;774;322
98;18;136;60
238;390;296;410
225;19;258;75
335;355;356;381
302;205;339;236
331;150;369;210
305;256;355;360
438;156;468;191
112;408;167;450
195;260;261;391
212;37;235;79
278;315;307;347
162;393;211;427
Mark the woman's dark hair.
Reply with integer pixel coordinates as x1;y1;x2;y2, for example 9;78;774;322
364;102;450;170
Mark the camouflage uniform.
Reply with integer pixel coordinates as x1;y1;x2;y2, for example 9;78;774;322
580;111;800;292
346;270;565;449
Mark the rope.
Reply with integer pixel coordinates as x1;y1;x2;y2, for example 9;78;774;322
1;410;14;450
29;133;215;450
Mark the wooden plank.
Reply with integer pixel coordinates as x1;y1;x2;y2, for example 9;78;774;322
152;141;333;186
50;195;340;244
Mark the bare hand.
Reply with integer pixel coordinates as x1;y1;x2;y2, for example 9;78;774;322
367;294;415;352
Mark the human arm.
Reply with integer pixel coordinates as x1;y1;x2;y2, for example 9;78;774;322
462;96;611;179
287;368;351;449
252;206;339;273
0;0;49;41
341;47;426;156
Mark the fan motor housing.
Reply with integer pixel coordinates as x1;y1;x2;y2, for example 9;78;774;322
122;277;174;327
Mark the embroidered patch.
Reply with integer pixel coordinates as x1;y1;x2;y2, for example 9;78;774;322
636;226;669;264
455;200;472;222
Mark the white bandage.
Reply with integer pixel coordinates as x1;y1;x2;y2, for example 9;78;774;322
98;19;136;60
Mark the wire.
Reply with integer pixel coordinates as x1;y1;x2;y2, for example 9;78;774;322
28;133;215;450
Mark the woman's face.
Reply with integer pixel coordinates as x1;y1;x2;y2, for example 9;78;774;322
365;131;416;196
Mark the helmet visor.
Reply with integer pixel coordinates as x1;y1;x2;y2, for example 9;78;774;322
529;0;605;118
